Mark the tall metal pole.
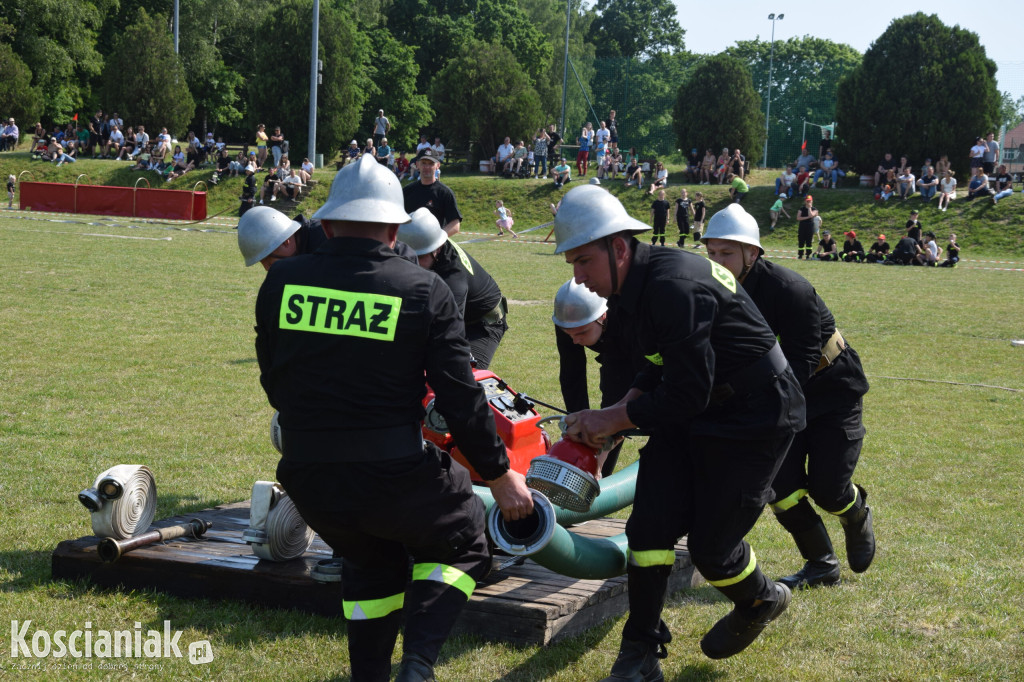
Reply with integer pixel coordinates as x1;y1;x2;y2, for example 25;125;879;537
762;13;783;168
173;0;179;53
559;0;571;139
308;0;320;166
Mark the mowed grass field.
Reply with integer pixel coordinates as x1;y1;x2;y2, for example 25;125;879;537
1;181;1023;681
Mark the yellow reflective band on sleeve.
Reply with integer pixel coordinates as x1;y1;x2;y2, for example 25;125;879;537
279;285;402;341
770;488;808;513
710;260;738;294
706;550;757;587
342;592;404;620
627;548;676;567
644;353;664;366
412;563;476;600
449;240;475;275
829;485;859;516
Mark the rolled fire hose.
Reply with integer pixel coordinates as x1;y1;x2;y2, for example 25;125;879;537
477;460;638;580
77;465;157;540
243;481;314;561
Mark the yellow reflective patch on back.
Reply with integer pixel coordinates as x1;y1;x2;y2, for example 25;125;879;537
279;284;402;341
450;240;475;275
709;260;737;293
645;353;664;366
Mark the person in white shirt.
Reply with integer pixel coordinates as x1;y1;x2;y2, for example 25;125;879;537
104;125;125;158
594;121;610;147
277;169;304;200
298;157;314;183
131;125;149;159
496;137;514;169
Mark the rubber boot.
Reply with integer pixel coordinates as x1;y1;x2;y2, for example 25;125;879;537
839;484;876;573
346;611;401;682
395;653;436;682
598;636;666;682
700;582;791;660
778;520;841;590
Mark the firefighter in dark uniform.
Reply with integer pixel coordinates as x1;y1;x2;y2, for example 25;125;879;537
553;185;806;678
398;208;507;370
703;204;875;590
552;278;642;477
403;148;462;236
239;163;257;217
254;155;533;682
237;206;328;271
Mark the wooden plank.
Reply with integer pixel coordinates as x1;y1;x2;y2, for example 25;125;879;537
51;501;702;645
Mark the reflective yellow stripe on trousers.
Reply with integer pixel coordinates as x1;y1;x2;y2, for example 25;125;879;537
627;548;676;567
706;550;758;587
343;592;404;620
412;563;476;599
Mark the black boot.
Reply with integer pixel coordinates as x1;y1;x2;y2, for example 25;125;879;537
839;484;876;573
778;520;841;590
700;582;791;660
599;637;666;682
395;653;436;682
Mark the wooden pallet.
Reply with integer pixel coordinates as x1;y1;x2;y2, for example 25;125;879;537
52;501;701;646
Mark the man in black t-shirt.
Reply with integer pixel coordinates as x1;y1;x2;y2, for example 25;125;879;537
889;234;922;265
649;190;670;246
403;148;463;236
866;235;890;263
546;124;562;165
874;152;896;187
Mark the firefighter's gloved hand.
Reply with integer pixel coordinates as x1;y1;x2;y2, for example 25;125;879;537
488;470;535;522
565;407;634;451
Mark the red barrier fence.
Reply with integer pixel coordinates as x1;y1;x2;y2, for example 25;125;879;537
18;181;207;221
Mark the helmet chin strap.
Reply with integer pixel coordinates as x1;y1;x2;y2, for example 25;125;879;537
737;245;758;282
605;235;619;294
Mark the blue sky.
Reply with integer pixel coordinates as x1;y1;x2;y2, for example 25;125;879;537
672;1;1024;101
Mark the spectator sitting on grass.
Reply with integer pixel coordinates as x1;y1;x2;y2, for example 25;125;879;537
625;155;643;188
775;165;796;197
104;125;125;159
131;125;149;158
813;151;845;188
918;166;938;201
496;136;515;171
510;141;528;175
866;234;889;263
165;145;195;181
898;168;916;199
938;233;960;267
259;167;281;204
646;161;669;195
211;147;231;183
874;152;895;187
30;122;46;148
114;126;136;160
992;164;1014;203
917;231;941;266
299;157;314;183
966;167;992;200
815;230;839;261
130;143;152;170
553;156;571;188
50;138;77;166
278;169;304;200
361;138;375;163
1;118;19;152
713;147;730;184
394;151;410;180
937;169;956;211
376;137;392;167
148;139;168;171
841;230;865;262
344;140;360;166
795;165;812;196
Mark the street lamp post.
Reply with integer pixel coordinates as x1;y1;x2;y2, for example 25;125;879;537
762;13;783;168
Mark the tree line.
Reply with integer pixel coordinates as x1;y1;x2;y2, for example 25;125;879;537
1;2;1020;170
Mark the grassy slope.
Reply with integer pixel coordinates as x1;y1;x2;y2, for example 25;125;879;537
2;152;1022;256
1;150;1023;680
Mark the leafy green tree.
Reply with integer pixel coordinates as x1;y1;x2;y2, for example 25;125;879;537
178;0;249;135
246;0;371;159
357;29;431;151
0;0;112;119
998;91;1024;132
672;54;764;165
588;0;685;59
0;34;43;127
430;40;543;160
726;37;861;167
835;13;999;177
100;8;195;136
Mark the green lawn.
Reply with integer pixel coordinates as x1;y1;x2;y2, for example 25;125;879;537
1;156;1023;680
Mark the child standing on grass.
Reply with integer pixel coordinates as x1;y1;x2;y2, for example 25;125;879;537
691;191;707;247
769;195;790;231
494;200;518;238
674;188;693;247
650;189;669;246
6;174;15;208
